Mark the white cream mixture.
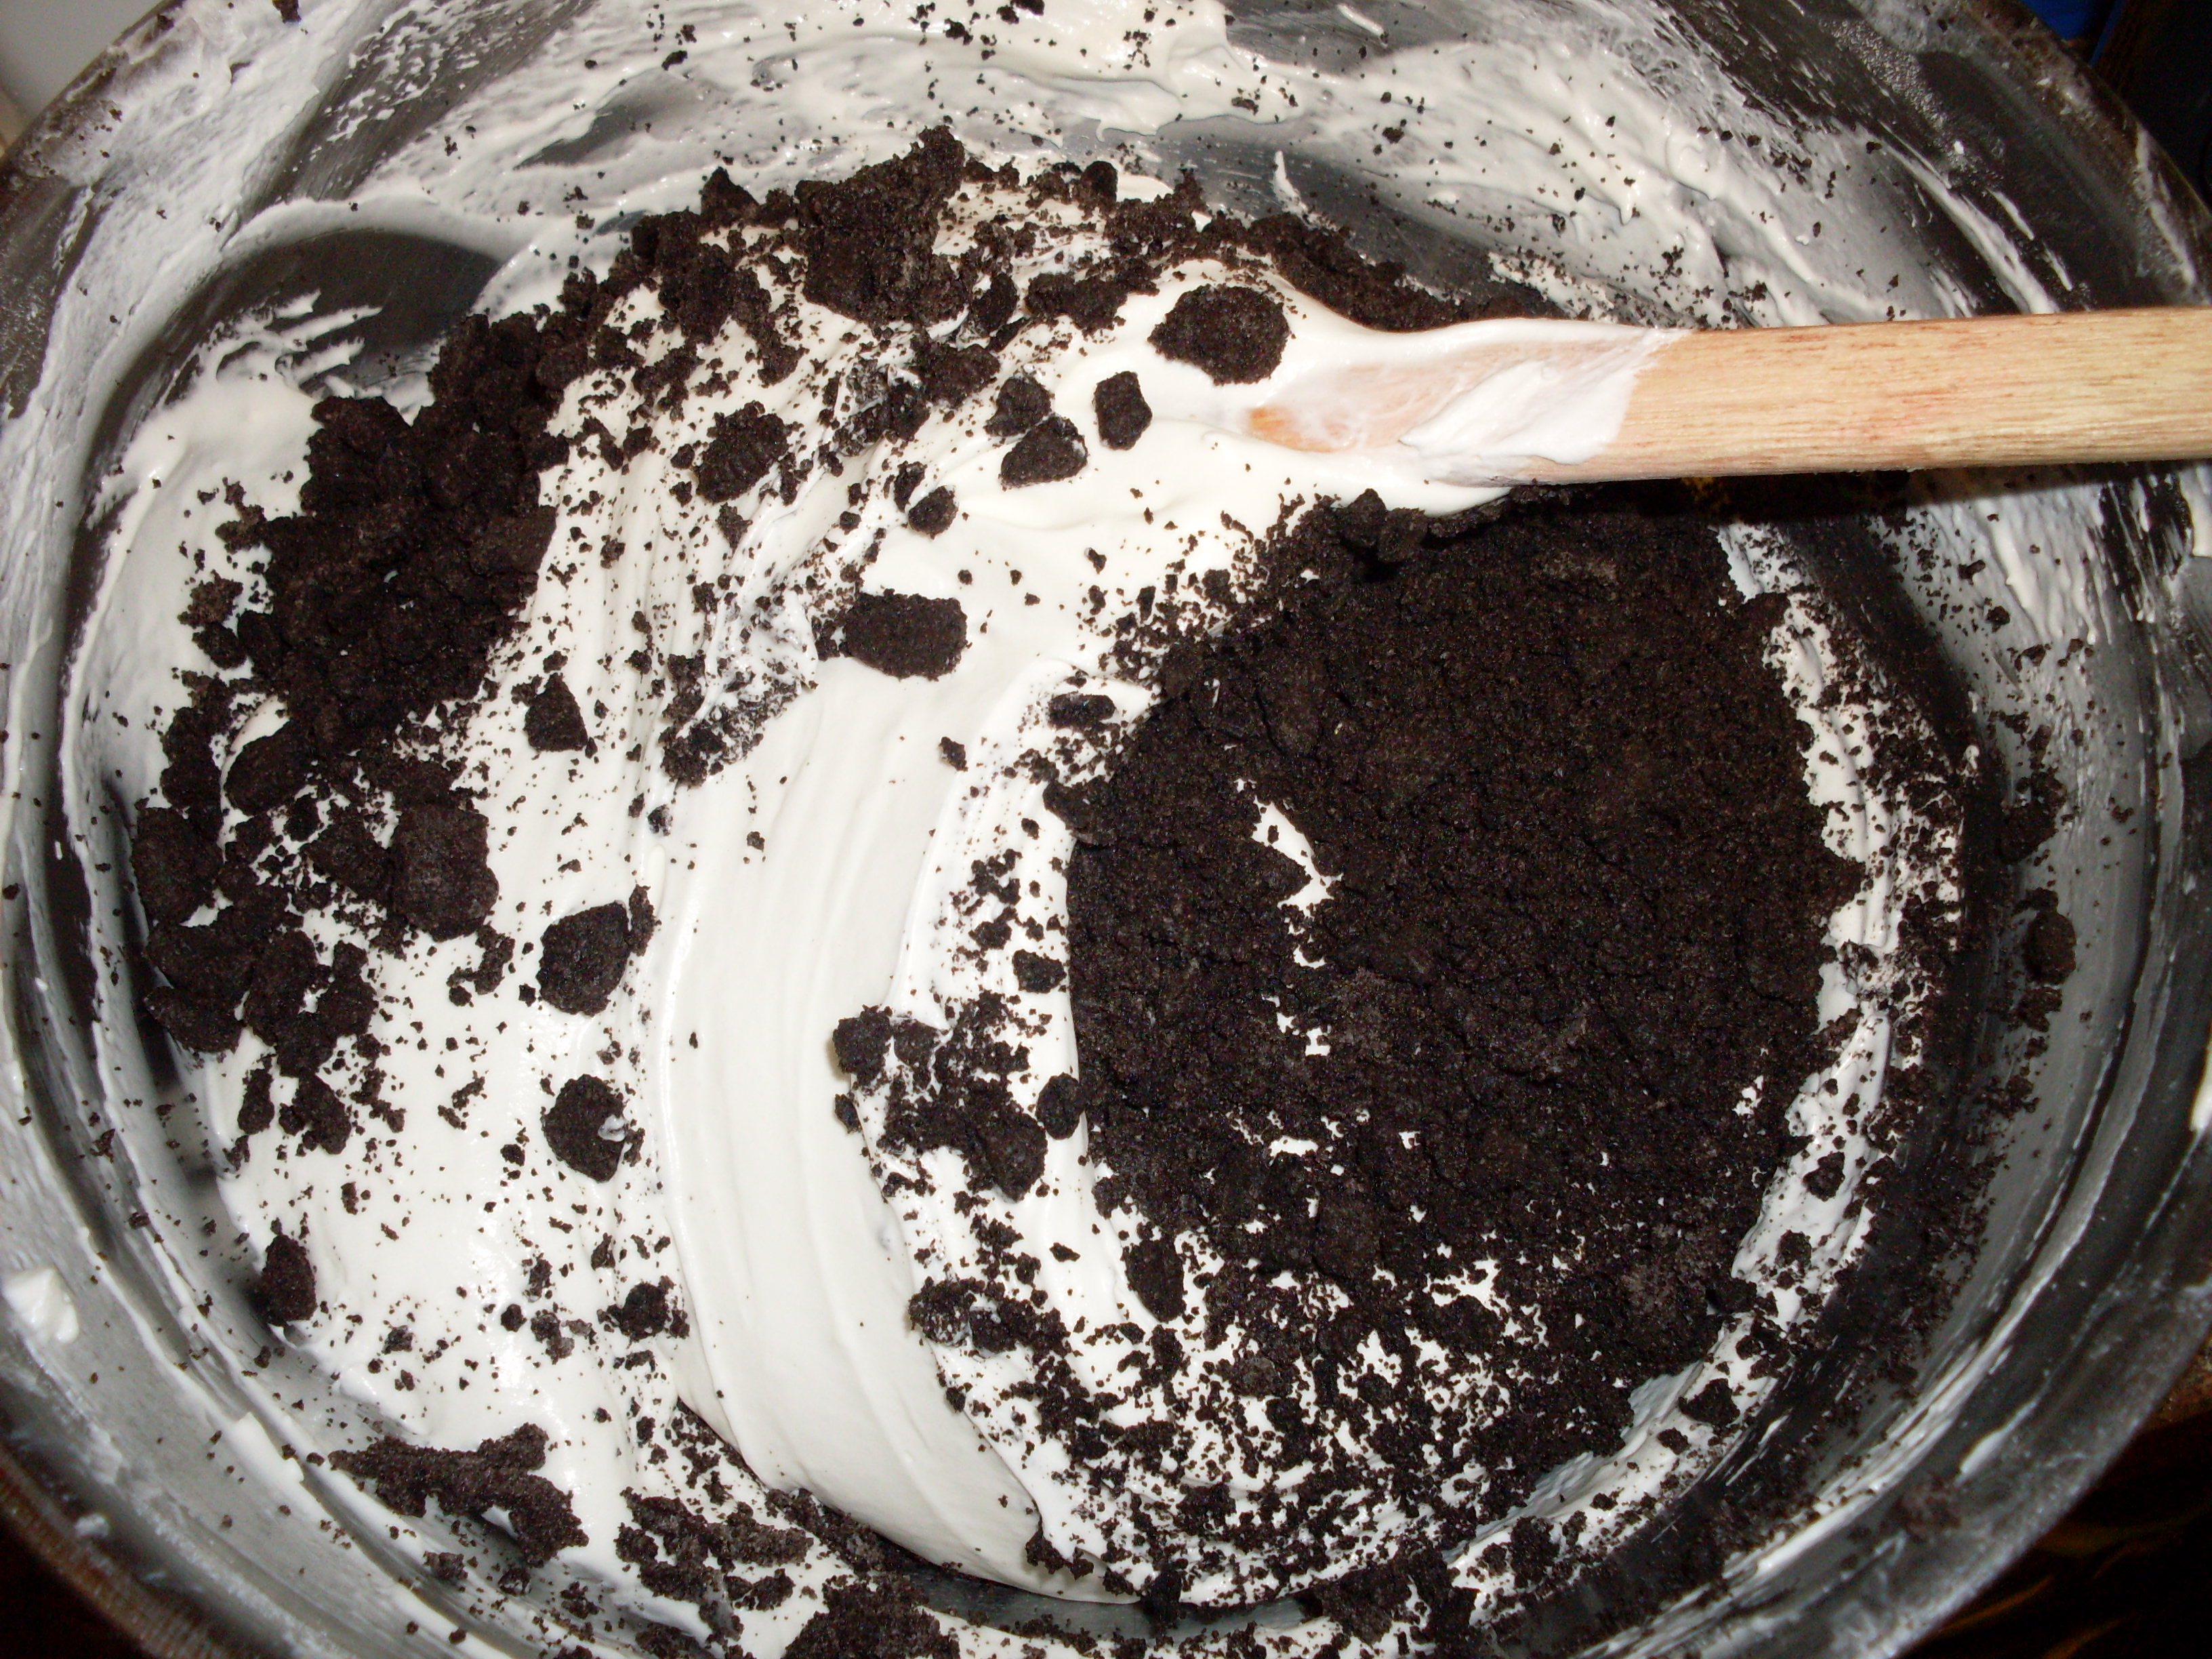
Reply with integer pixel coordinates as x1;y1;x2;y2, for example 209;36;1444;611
48;0;1995;1648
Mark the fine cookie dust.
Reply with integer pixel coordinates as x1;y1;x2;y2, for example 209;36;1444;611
69;22;2022;1650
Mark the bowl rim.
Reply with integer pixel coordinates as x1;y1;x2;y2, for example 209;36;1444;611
1;3;2208;1657
0;1433;251;1659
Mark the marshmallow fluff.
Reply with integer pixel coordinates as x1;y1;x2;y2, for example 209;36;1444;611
43;0;2018;1650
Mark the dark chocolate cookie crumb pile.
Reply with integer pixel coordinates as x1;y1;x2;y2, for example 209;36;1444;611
1148;284;1292;384
819;591;970;680
331;1424;589;1566
1067;495;1857;1399
251;1228;316;1326
1092;371;1153;449
854;490;1864;1603
127;298;600;1155
543;1076;638;1182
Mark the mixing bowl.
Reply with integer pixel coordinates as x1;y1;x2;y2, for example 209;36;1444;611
4;2;2212;1655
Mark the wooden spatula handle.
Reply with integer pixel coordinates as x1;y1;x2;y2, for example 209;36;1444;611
1547;307;2212;481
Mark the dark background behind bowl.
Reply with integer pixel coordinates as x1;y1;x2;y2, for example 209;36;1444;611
2091;2;2211;207
0;1;2206;1655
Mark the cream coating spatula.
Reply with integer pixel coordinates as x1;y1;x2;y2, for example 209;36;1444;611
1233;307;2212;485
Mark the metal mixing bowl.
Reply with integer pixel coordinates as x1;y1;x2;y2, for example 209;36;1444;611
4;2;2212;1655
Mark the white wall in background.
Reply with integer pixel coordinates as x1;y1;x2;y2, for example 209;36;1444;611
0;0;163;135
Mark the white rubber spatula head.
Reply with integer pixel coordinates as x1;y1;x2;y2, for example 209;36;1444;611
1170;306;2212;487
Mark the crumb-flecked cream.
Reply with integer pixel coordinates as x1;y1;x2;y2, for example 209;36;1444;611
45;0;2012;1648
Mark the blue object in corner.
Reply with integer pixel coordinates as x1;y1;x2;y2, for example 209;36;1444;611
2025;0;2112;40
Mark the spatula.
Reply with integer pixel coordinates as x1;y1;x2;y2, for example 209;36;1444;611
1196;307;2212;487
